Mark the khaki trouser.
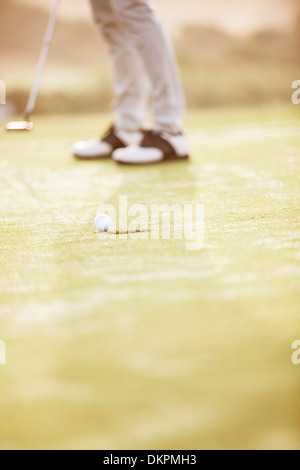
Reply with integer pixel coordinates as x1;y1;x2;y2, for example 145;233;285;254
89;0;186;133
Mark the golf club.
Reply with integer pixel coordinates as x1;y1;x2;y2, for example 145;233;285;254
6;0;62;131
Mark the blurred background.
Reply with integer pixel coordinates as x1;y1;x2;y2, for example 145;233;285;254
1;0;300;115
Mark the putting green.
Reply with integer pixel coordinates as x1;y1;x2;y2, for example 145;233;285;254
0;105;299;450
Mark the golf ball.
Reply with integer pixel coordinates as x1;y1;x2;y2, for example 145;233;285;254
94;214;112;232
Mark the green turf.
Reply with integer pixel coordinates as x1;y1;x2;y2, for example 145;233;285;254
0;105;300;450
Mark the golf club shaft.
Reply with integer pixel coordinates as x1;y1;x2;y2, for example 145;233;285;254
24;0;61;119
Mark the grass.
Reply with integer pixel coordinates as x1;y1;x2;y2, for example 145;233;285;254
0;105;300;450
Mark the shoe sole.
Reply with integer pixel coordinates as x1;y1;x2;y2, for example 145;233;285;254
73;153;112;160
115;154;190;166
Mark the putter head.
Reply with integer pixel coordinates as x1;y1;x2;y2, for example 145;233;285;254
6;121;34;131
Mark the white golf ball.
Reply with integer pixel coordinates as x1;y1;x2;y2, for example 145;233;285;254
94;214;112;232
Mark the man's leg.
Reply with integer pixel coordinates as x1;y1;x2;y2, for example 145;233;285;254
111;0;189;164
89;0;149;132
112;0;186;134
72;0;148;159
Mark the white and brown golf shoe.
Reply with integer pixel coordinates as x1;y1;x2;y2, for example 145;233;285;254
72;125;143;160
112;129;190;165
